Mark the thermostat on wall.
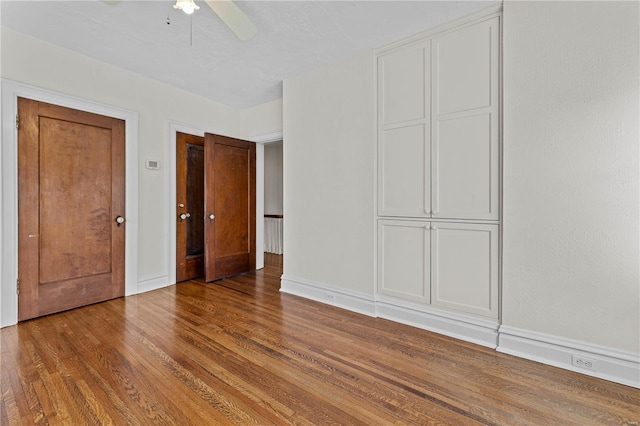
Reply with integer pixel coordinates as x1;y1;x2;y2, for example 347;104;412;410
146;159;160;170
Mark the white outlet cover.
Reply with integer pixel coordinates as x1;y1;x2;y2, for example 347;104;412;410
571;355;597;370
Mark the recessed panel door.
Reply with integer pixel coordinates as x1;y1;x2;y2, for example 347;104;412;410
204;133;256;282
18;98;125;321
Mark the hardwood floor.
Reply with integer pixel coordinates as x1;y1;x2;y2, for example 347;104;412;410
2;255;638;425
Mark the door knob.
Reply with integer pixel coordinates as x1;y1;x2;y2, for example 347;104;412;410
179;213;191;220
209;214;215;220
116;216;125;227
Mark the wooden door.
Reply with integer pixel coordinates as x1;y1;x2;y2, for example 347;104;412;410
18;98;126;321
204;133;256;282
176;132;205;282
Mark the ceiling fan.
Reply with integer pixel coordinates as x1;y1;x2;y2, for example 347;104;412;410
104;0;259;41
173;0;258;41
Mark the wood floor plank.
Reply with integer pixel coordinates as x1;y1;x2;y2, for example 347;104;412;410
1;255;639;425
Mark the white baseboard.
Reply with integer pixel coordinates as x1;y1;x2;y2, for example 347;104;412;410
498;326;640;389
136;274;171;295
279;276;639;388
280;275;377;317
376;297;500;349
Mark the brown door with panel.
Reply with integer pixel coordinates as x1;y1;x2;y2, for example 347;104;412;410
176;132;205;282
17;98;126;321
204;133;256;282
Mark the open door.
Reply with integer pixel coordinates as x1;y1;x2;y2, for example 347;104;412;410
204;133;256;282
176;132;205;282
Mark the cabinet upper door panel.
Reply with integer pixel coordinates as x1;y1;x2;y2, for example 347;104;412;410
378;41;430;126
433;17;498;116
432;16;500;221
433;113;499;220
378;124;430;217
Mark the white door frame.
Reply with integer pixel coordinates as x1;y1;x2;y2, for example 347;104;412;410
0;79;139;327
251;131;284;270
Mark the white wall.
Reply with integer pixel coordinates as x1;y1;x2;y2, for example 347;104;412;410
240;98;283;140
283;51;375;295
264;142;283;216
502;1;639;354
1;28;242;299
240;98;284;270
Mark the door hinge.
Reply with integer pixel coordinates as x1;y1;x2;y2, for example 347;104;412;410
16;278;20;295
16;114;19;130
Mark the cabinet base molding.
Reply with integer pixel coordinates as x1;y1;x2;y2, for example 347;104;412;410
280;275;377;318
280;275;498;348
497;326;640;389
375;297;499;349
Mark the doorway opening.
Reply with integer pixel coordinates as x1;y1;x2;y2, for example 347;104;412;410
175;131;256;283
263;140;283;267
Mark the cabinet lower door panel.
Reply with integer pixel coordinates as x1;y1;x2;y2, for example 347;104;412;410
378;220;430;303
430;222;499;318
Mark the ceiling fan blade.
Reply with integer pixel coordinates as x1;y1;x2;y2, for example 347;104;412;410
203;0;258;41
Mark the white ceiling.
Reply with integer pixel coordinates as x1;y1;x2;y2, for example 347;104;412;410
1;0;495;109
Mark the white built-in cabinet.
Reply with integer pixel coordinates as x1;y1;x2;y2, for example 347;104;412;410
376;15;501;321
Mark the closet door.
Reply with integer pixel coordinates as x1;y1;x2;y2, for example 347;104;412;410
430;222;499;318
377;41;431;218
431;17;500;221
378;220;430;303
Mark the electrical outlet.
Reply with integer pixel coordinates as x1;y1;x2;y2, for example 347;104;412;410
572;355;597;370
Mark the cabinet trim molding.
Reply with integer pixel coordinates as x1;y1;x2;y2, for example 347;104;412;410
376;4;502;56
376;296;499;348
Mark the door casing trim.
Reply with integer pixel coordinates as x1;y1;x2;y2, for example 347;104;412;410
1;79;139;327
